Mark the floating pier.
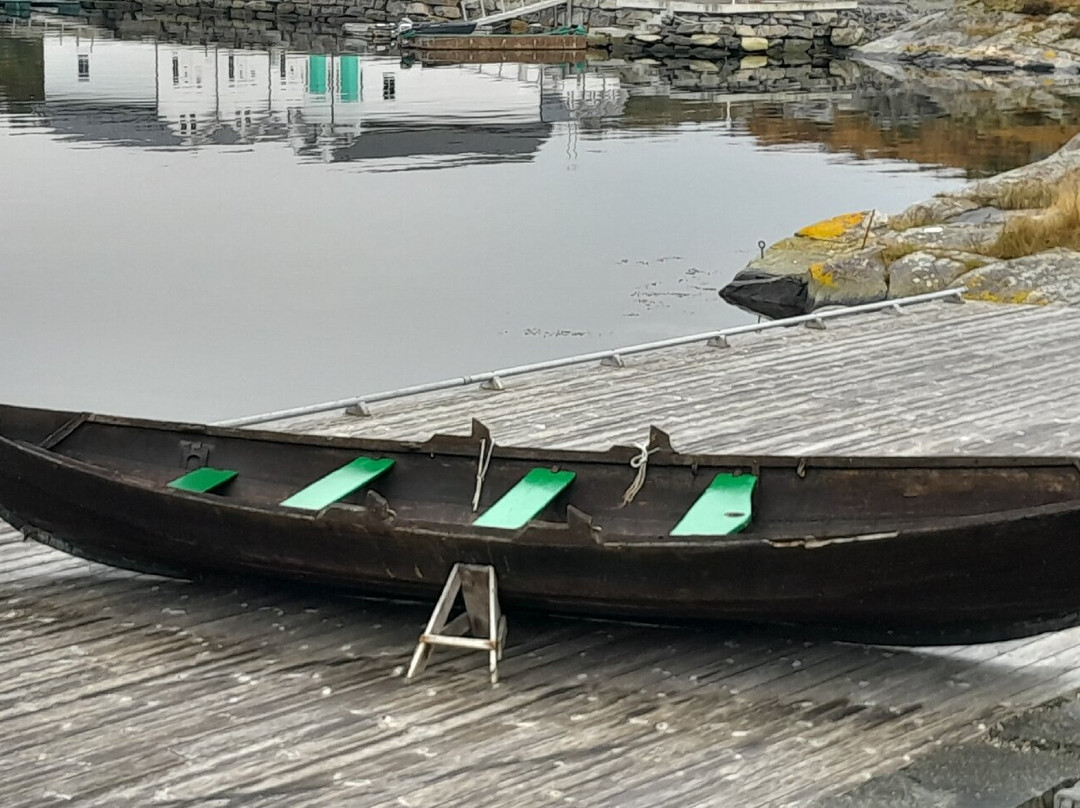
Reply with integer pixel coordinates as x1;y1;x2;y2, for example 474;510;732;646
5;297;1080;805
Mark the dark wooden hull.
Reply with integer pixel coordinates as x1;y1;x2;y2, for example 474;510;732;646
3;403;1080;644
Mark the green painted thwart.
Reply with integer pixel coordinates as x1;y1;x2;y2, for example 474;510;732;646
474;468;576;530
281;457;394;511
671;473;757;536
168;467;238;493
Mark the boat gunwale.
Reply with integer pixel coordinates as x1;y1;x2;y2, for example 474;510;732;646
68;410;1080;472
5;422;1080;550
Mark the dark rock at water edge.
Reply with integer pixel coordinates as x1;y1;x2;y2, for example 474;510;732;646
719;271;808;320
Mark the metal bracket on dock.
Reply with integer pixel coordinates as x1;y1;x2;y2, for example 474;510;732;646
344;401;372;417
481;376;505;392
707;335;730;348
601;354;626;368
804;317;827;331
406;563;507;685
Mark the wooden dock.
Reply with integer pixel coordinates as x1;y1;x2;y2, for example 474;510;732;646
274;299;1080;457
5;299;1080;806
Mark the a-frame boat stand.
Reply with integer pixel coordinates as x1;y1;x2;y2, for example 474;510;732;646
407;563;507;685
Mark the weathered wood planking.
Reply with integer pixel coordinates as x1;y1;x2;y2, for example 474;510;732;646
5;521;1080;807
7;301;1080;805
273;301;1080;457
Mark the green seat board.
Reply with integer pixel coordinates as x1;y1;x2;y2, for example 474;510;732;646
168;467;238;494
280;456;395;511
670;473;757;537
473;468;576;530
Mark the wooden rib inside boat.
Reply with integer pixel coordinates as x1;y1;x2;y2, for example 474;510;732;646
3;402;1080;644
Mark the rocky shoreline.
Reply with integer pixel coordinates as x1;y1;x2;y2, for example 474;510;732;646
721;132;1080;318
716;0;1080;319
857;0;1080;74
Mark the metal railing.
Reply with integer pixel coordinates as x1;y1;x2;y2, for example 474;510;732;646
216;288;964;428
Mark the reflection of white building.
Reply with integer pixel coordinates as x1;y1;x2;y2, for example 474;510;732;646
545;69;627;120
36;33;624;162
43;36;156;104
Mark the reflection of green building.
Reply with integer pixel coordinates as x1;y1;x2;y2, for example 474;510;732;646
0;2;31;18
306;54;360;101
307;54;326;94
340;55;359;102
0;36;44;102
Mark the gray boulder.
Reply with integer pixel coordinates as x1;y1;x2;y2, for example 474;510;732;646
808;247;888;309
887;251;969;298
881;221;1003;252
953;248;1080;306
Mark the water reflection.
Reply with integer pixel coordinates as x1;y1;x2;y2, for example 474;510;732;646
2;33;580;167
4;16;1080;177
0;14;1063;422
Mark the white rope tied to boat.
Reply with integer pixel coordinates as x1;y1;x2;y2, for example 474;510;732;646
621;442;658;507
472;438;495;512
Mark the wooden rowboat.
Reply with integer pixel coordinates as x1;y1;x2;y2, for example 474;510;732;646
3;402;1080;644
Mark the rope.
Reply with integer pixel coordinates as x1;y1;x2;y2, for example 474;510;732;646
472;438;495;512
620;442;658;507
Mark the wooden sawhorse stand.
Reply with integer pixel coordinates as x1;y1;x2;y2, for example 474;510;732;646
406;563;507;685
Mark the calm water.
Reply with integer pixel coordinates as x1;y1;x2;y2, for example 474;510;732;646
2;17;1078;422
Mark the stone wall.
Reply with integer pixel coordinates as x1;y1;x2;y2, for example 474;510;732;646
78;0;392;51
75;0;911;52
78;0;583;33
611;10;856;60
603;5;912;59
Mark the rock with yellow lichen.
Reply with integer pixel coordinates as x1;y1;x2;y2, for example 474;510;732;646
720;210;891;316
887;251;980;298
950;249;1080;304
808;248;889;308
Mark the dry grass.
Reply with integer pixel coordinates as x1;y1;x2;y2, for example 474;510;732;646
961;20;1005;36
1019;0;1080;15
958;254;992;271
971;176;1065;210
981;174;1080;259
979;0;1080;15
880;243;921;266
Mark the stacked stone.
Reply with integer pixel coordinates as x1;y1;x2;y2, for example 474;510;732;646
82;0;395;49
614;57;859;93
613;11;870;60
77;0;911;50
79;0;641;32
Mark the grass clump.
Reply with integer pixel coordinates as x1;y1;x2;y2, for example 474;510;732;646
971;175;1065;210
1019;0;1080;15
880;243;921;266
982;174;1080;259
980;0;1080;15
